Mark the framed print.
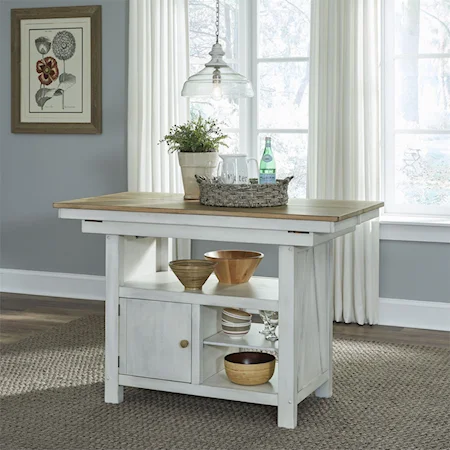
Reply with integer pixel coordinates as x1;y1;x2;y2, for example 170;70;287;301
11;6;102;134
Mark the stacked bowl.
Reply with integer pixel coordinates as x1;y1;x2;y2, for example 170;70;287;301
221;308;252;338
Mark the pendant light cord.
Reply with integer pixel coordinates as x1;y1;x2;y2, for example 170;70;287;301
215;0;220;44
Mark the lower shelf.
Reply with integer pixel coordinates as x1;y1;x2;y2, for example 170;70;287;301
119;366;278;406
202;365;278;396
119;368;328;407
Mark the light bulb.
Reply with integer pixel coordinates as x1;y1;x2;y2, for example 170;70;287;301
212;83;223;101
212;68;222;101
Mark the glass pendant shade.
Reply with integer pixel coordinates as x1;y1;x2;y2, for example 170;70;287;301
182;25;254;100
182;65;254;99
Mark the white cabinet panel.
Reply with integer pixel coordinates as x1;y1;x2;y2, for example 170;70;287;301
120;298;191;383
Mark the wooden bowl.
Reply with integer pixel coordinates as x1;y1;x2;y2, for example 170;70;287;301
204;250;264;284
224;352;275;386
169;260;216;290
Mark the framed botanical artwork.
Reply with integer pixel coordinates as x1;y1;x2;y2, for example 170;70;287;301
11;6;102;134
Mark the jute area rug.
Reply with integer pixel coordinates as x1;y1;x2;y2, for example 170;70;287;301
1;316;449;450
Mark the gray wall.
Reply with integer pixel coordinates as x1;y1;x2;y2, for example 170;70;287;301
0;0;128;276
379;241;450;303
192;240;450;303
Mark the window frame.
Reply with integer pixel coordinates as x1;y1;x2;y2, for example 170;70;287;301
382;0;450;218
235;0;311;192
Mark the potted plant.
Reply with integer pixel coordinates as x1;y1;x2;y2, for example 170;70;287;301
160;116;228;199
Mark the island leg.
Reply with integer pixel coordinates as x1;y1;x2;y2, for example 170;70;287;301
278;242;334;428
315;241;333;398
105;234;124;404
278;245;299;429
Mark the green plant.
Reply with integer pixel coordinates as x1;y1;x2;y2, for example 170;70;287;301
159;116;228;153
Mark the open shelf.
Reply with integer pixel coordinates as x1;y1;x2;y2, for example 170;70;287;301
202;365;278;396
120;366;279;407
204;323;279;351
119;271;279;310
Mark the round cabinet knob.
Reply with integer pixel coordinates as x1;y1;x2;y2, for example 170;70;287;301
179;339;189;348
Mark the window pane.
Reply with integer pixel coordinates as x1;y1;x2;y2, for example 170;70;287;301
258;134;307;198
222;131;240;154
259;62;309;129
395;58;450;130
395;0;450;55
258;0;311;58
189;0;239;66
395;134;450;206
190;99;240;128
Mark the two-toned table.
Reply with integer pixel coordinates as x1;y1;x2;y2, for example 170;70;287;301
54;193;383;429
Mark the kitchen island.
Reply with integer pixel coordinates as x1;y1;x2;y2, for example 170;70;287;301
54;193;383;429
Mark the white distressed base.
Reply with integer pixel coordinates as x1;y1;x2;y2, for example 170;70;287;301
277;243;333;429
105;384;124;404
315;377;332;398
104;235;123;404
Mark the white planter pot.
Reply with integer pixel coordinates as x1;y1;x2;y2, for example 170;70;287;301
178;152;219;200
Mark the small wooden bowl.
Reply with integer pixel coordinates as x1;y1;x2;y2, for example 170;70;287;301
169;260;216;290
204;250;264;284
224;352;275;386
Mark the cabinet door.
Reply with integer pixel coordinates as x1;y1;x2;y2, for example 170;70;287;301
119;298;191;383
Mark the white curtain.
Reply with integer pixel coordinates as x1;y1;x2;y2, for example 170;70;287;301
128;0;190;260
308;0;380;324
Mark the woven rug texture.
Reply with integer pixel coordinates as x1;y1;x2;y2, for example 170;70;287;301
0;315;449;450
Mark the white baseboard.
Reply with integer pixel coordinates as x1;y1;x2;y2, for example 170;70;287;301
379;297;450;332
0;268;105;301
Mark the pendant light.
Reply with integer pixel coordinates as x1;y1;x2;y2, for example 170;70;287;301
181;0;254;100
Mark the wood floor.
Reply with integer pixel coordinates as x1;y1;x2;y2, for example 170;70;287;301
0;292;104;344
1;292;449;349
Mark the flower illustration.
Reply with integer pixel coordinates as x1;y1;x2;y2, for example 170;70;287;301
52;31;76;61
35;36;51;55
36;57;59;85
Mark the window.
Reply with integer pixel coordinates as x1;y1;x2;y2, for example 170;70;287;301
188;0;311;198
383;0;450;216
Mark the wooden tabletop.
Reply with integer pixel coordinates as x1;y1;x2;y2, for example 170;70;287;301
53;192;383;222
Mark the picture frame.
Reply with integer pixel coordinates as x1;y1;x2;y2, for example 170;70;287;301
11;5;102;134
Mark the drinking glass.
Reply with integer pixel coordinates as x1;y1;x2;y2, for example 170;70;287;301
264;310;279;342
258;310;271;335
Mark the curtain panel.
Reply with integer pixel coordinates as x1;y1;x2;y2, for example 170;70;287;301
128;0;190;260
308;0;381;324
128;0;189;192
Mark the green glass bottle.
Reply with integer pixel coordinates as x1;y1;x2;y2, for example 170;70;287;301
259;137;276;184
